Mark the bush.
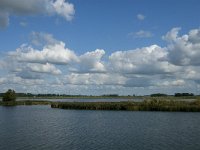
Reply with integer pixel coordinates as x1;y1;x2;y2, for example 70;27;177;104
174;93;194;97
2;89;16;102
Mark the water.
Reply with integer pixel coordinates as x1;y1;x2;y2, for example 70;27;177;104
0;106;200;150
1;97;196;102
16;98;144;102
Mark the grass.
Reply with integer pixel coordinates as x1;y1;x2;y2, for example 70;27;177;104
51;98;200;112
0;100;51;106
1;97;200;112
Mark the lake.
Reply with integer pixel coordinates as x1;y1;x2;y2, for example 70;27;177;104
0;105;200;150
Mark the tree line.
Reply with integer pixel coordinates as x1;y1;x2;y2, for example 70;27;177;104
0;89;196;102
150;93;195;97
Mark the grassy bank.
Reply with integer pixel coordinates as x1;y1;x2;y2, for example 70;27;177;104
51;98;200;112
0;100;52;106
1;98;200;112
0;95;142;100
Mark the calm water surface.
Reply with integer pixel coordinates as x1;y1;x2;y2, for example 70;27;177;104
16;98;143;102
0;105;200;150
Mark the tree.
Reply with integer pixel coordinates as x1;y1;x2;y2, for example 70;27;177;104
150;93;167;97
2;89;16;102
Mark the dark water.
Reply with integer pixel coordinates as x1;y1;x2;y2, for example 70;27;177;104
0;106;200;150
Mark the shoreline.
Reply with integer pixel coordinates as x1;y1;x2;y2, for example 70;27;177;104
1;98;200;112
51;98;200;112
0;100;52;106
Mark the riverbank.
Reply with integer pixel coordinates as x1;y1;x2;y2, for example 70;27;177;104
1;98;200;112
51;98;200;112
0;100;51;106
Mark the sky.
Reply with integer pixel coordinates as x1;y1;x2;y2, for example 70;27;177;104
0;0;200;95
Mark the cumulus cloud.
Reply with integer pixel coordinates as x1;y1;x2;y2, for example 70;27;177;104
0;0;75;27
27;63;62;75
64;73;126;86
164;28;200;66
10;41;78;65
188;29;200;43
162;27;181;42
157;79;185;87
3;27;200;94
137;14;145;20
109;45;177;75
52;0;75;21
10;32;107;74
174;66;200;82
0;59;7;69
77;49;106;73
0;75;44;86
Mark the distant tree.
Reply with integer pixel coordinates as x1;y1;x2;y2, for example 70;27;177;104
2;89;16;102
174;93;194;97
150;93;167;97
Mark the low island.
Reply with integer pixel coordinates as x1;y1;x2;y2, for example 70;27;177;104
51;98;200;112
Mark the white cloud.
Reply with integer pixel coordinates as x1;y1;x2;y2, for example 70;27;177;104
77;49;106;73
0;75;44;86
27;63;62;75
52;0;75;21
157;79;185;87
175;66;200;82
109;45;177;75
164;28;200;66
0;0;75;27
10;41;78;65
0;59;6;69
188;29;200;43
64;73;126;86
3;27;200;94
162;27;181;42
137;14;145;20
132;30;153;38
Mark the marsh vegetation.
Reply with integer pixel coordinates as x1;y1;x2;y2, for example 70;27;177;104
51;97;200;112
1;91;200;112
0;100;51;106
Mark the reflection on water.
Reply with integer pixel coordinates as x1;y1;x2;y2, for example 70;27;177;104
0;105;200;150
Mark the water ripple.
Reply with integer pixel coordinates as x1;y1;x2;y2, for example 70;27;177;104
0;106;200;150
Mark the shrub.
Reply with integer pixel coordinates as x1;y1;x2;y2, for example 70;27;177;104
2;89;16;102
150;93;167;97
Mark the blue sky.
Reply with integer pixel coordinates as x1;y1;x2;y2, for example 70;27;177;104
0;0;200;95
1;0;200;53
